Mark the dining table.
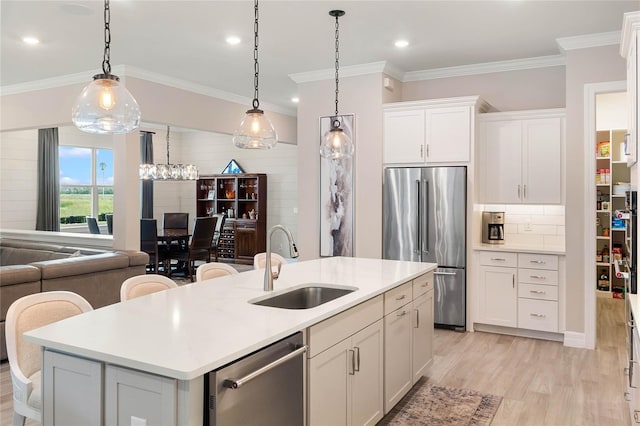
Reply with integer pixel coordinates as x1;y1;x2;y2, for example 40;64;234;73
157;229;191;275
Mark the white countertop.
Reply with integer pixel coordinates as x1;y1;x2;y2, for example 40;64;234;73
25;257;435;381
474;243;565;255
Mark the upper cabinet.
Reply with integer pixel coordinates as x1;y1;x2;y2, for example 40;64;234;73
478;109;565;205
621;12;640;167
383;96;489;165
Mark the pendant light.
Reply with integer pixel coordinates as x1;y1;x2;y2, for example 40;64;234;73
72;0;140;135
233;0;278;149
320;10;354;159
139;126;198;180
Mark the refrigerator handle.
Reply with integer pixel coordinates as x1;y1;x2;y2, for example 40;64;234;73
416;179;421;255
423;179;429;255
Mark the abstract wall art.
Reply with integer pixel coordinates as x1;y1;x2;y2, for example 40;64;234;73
319;114;355;257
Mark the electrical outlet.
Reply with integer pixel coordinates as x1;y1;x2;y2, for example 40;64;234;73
524;222;533;232
131;416;147;426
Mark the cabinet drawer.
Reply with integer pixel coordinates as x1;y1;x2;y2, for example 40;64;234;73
518;283;558;301
308;295;383;358
517;298;558;332
412;272;433;298
518;253;558;271
384;281;413;315
478;251;517;268
518;268;558;286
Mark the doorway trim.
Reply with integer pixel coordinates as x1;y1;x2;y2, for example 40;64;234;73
584;80;626;350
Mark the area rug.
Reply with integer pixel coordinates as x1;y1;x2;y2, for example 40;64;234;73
379;379;502;426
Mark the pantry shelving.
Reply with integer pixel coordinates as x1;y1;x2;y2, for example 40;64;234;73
595;128;630;297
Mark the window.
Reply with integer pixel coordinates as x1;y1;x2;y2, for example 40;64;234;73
59;146;113;225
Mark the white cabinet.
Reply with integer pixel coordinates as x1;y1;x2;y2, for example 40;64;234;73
621;12;640;167
479;110;565;204
478;264;517;327
383;272;434;413
43;350;103;426
476;251;561;334
105;364;177;426
308;296;384;426
383;97;487;165
383;287;413;412
412;290;434;384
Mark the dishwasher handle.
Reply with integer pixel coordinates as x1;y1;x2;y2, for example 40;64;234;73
223;345;308;389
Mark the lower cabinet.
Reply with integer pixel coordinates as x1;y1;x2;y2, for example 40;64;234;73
308;320;384;426
42;350;192;426
105;365;177;425
476;251;561;334
383;272;435;414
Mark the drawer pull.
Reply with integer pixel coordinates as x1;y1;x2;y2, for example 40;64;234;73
397;310;408;317
396;295;407;301
635;410;640;423
530;313;546;318
529;290;546;294
490;257;506;261
530;275;547;280
434;271;457;276
530;260;546;264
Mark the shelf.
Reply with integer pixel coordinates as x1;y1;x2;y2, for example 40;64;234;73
612;228;626;232
596;156;611;160
596;236;610;240
596;184;610;187
612;160;628;164
596;262;611;267
596;210;611;213
612;194;627;198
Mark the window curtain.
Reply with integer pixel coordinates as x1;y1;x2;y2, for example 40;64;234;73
140;131;154;218
36;128;60;231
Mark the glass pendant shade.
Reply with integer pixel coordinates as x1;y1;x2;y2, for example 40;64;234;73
320;123;354;159
72;75;141;134
233;109;278;149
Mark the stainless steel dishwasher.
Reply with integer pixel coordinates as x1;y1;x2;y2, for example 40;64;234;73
205;332;306;426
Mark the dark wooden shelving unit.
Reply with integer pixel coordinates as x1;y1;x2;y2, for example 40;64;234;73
196;173;267;264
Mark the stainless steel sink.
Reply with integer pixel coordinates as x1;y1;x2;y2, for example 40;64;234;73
251;285;356;309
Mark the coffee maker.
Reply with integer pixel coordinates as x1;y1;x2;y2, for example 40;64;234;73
482;211;505;244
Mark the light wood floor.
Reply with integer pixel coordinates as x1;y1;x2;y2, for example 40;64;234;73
0;297;630;425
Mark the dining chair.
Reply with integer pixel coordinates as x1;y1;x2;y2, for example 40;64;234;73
6;291;93;426
120;274;178;301
165;216;217;282
253;252;287;270
195;262;239;282
163;212;190;251
210;213;226;261
106;214;113;235
140;219;162;273
86;216;100;234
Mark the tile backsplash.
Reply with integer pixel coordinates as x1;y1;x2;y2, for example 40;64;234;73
476;204;565;248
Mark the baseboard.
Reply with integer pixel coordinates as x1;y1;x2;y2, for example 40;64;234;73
473;323;564;342
563;331;586;348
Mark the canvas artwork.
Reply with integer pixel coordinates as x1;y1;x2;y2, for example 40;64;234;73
319;114;355;257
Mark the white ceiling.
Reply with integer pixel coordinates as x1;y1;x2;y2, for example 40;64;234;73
1;1;638;114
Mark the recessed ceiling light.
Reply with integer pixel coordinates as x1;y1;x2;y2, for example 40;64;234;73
22;36;40;46
394;40;409;48
291;97;299;103
226;36;241;45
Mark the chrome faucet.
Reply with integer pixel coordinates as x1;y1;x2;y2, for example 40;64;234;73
264;225;299;291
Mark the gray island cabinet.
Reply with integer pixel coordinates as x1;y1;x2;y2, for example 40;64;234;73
26;257;435;425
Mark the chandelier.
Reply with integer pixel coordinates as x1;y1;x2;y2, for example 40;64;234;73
139;126;198;180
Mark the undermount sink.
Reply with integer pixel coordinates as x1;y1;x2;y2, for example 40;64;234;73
251;285;357;310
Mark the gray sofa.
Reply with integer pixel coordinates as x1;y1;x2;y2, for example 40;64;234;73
0;239;149;360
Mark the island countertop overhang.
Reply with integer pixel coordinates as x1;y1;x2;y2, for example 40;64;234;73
25;257;436;380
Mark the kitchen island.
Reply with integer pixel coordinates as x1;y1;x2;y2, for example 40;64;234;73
25;256;435;425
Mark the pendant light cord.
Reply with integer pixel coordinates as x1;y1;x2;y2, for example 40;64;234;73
334;13;340;117
252;0;260;110
102;0;111;75
166;126;171;164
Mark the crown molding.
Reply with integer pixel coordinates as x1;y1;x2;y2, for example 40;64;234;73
289;61;399;83
403;55;565;81
620;11;640;57
556;31;621;52
0;65;296;117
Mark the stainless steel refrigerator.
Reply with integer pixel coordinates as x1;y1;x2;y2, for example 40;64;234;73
383;166;466;330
